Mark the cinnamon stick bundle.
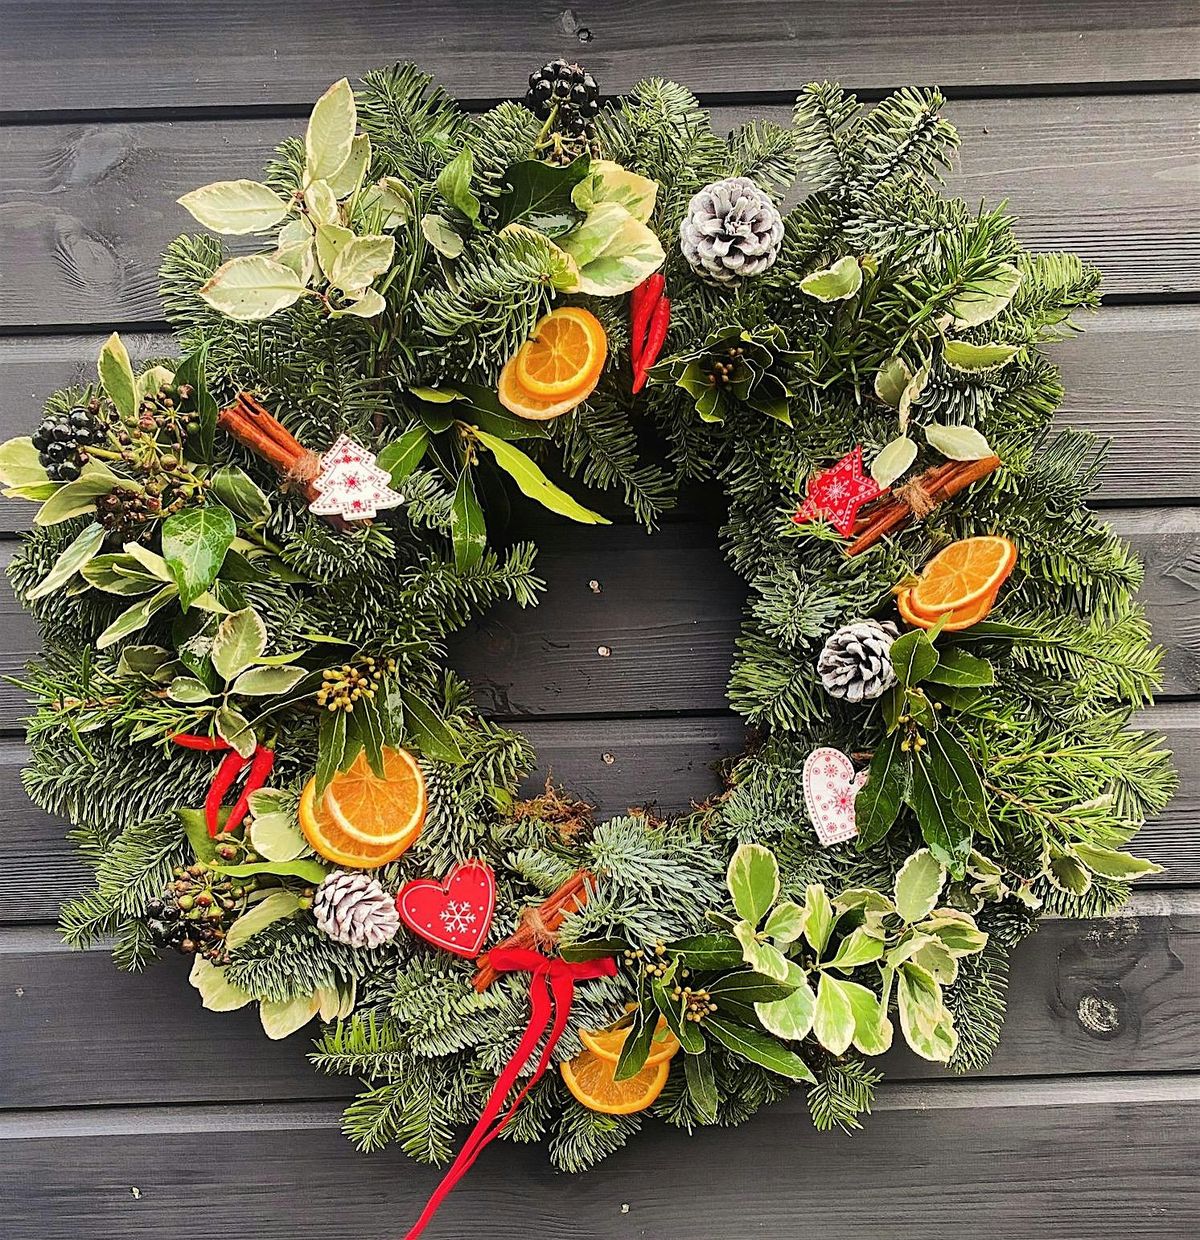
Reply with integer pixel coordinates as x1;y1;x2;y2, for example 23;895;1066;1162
845;455;1001;556
473;870;595;991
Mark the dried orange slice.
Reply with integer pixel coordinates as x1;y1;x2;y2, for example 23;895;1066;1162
497;357;587;421
897;585;998;632
560;1047;670;1115
513;307;607;398
299;746;425;869
908;536;1017;617
580;1017;681;1067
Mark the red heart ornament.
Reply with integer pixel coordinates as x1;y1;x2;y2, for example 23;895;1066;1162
396;860;496;957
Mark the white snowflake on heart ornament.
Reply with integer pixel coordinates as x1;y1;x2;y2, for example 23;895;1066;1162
803;746;868;846
308;434;404;522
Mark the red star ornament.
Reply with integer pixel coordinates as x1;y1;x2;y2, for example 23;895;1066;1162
792;446;882;536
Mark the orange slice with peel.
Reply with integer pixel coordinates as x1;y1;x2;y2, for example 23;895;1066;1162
560;1048;670;1115
513;307;607;398
299;746;425;869
579;1016;681;1067
908;536;1017;617
897;584;998;632
497;357;586;421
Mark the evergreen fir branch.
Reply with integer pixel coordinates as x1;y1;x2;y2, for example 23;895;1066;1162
355;63;466;182
807;1058;881;1133
792;81;862;192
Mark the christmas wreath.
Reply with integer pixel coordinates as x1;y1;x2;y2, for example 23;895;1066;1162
4;63;1175;1233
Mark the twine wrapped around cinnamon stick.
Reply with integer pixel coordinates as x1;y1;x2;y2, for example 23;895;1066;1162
218;392;349;530
473;870;595;991
845;455;1001;556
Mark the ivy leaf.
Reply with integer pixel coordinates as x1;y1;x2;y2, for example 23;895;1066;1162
894;849;947;922
925;422;994;461
397;685;465;764
496;157;590;237
800;255;862;302
209;466;271;522
942;340;1020;373
450;466;486;571
557;202;665;296
704;1014;816;1083
377;427;429;485
211;607;268;682
26;521;106;600
189;956;253;1012
855;731;910;849
161;505;237;610
947;263;1022;328
305;78;357;184
871;435;917;488
889;628;939;687
436;147;481;225
177;179;292;235
473;429;609;525
726;843;779;927
98;333;137;421
199;255;306;321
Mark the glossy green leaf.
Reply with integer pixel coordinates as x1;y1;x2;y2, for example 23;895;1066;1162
668;933;745;970
98;333;137;420
924;647;995;688
473;429;609;525
925;422;994;461
705;1014;816;1083
451;466;486;571
855;731;909;848
942;340;1020;372
376;426;429;484
161;505;237;610
496;157;590;236
26;521;106;600
211;607;268;682
199;255;306;321
397;685;465;764
209;466;271;521
683;1050;719;1123
890;628;939;686
305;78;357;183
726;843;779;926
908;751;974;876
178;179;291;235
213;857;328;883
315;706;347;797
894;849;946;922
842;980;893;1055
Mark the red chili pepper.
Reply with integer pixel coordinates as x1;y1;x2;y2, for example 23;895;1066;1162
629;273;664;376
206;749;249;836
171;732;230;751
224;745;276;834
633;296;671;394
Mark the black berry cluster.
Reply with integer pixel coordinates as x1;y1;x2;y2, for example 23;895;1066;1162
144;860;253;960
32;401;103;482
525;59;600;136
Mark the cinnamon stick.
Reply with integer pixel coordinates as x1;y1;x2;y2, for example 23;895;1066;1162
845;455;1001;556
473;870;595;991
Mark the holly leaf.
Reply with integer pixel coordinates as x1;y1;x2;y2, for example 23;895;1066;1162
161;505;237;610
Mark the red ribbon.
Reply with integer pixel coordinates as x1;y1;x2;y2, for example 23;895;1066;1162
403;947;617;1239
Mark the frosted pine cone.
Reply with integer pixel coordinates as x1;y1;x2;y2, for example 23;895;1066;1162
313;870;400;949
679;177;784;284
817;620;900;703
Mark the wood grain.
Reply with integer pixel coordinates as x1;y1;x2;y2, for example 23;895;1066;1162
1;701;1194;924
3;306;1197;522
2;0;1198;117
1;93;1196;330
2;1077;1198;1239
4;892;1196;1109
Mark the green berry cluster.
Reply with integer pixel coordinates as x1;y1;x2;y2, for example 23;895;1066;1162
316;656;397;713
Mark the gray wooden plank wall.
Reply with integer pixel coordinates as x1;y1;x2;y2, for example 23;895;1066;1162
1;4;1199;1238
